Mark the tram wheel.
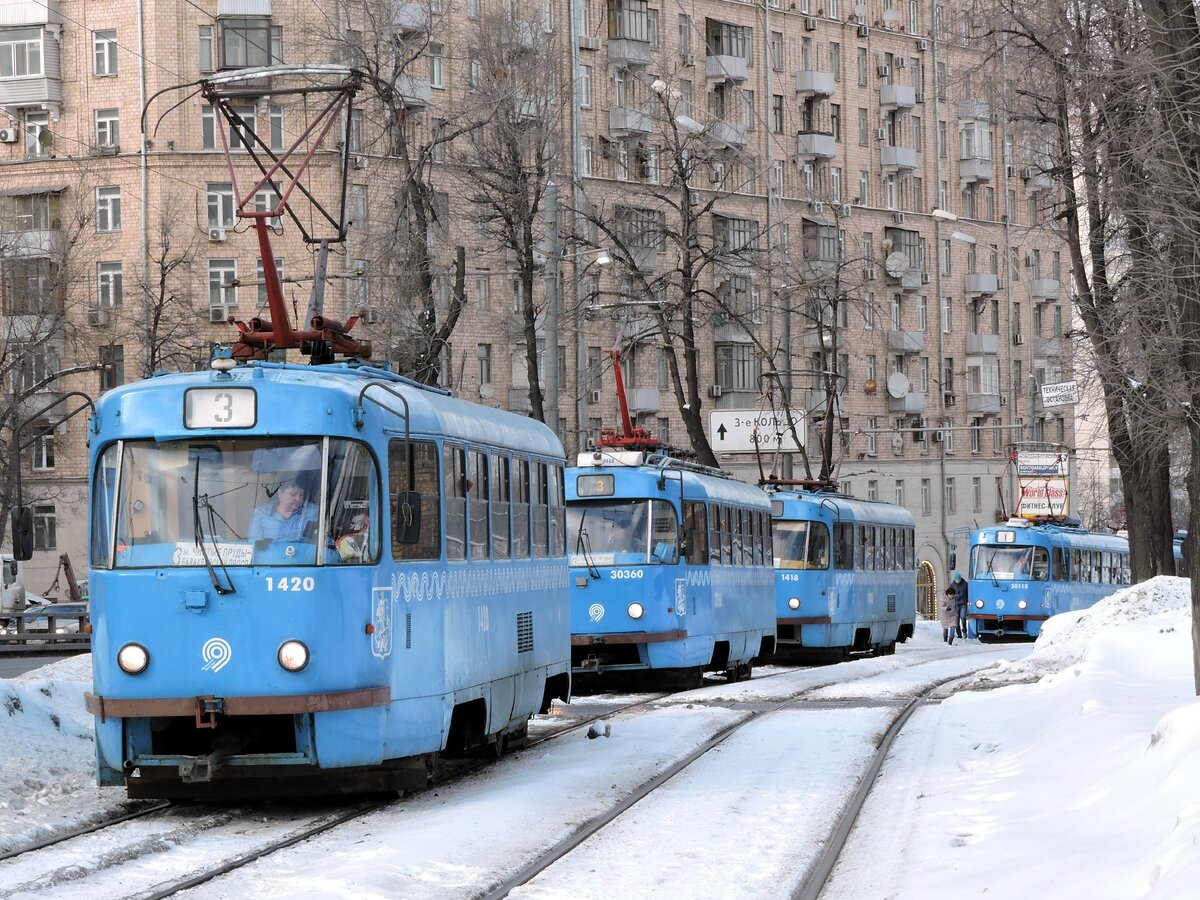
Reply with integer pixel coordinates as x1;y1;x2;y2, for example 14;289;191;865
879;641;897;656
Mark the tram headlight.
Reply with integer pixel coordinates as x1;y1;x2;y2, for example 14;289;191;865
975;599;984;609
117;643;149;675
788;597;801;610
277;640;310;672
1017;600;1028;610
627;602;645;620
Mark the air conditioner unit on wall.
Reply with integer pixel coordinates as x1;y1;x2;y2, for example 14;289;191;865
878;64;891;78
210;306;228;323
589;389;602;403
88;308;109;326
0;127;18;143
857;24;870;38
708;384;723;398
917;39;929;52
209;227;227;242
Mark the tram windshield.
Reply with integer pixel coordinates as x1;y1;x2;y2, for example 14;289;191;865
969;544;1049;581
773;520;830;570
566;499;678;567
91;437;379;568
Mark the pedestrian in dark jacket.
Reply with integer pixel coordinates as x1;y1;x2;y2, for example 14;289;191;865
950;572;969;638
939;588;957;645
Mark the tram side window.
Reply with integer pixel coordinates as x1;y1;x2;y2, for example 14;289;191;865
550;465;566;557
532;461;549;558
650;499;679;563
724;506;735;564
1052;547;1068;581
809;522;830;568
467;449;490;560
683;501;708;564
513;458;531;558
709;504;723;565
1120;552;1130;583
751;511;762;566
734;508;747;565
443;444;467;561
390;440;441;561
91;445;119;567
764;513;774;566
490;453;511;560
834;522;853;569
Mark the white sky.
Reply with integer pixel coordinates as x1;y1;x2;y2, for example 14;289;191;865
1;577;1196;899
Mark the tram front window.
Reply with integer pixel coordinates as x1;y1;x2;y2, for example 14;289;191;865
94;437;379;568
970;545;1049;581
773;520;830;570
568;499;677;566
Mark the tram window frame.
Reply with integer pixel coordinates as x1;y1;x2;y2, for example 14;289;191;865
443;443;467;561
550;464;566;557
468;448;490;560
649;499;680;564
1052;546;1068;581
532;461;549;558
764;512;774;566
490;452;511;560
709;503;723;565
736;508;747;565
512;457;531;558
390;439;441;561
855;524;867;569
751;510;762;566
834;522;853;569
724;505;735;565
683;500;708;564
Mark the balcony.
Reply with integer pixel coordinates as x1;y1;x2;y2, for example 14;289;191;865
1024;166;1053;193
387;1;429;33
887;390;926;414
608;38;653;67
880;144;917;171
879;83;916;110
1033;336;1063;358
0;1;62;25
802;326;838;353
609;106;652;136
804;257;837;280
1030;278;1061;300
706;53;748;83
394;75;431;108
959;155;993;183
795;69;835;97
2;228;65;258
958;99;992;121
966;333;1000;355
967;392;1002;415
628;387;661;413
965;273;999;296
887;330;925;353
705;119;747;149
796;130;836;160
0;25;63;115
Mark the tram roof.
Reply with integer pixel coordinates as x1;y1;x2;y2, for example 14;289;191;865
768;489;916;527
94;362;565;459
567;462;770;508
971;521;1129;551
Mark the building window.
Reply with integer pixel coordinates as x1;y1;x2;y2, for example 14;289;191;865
97;261;123;309
945;477;957;513
477;344;492;384
429;43;444;88
895;479;905;507
199;25;214;72
96;187;121;232
99;344;125;392
219;18;279;69
715;343;760;391
866;417;877;455
95;108;120;149
24;110;48;158
32;505;56;551
921;478;932;514
93;29;118;76
867;479;878;501
269;104;284;150
207;183;235;228
474;274;491;310
254;187;282;228
209;258;237;317
256;257;284;306
30;422;54;471
973;476;983;511
771;94;784;133
0;28;44;78
580;64;592;107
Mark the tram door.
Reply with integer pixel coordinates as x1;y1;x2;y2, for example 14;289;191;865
916;560;938;619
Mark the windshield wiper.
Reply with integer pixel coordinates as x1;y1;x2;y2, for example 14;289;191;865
193;459;235;595
574;510;600;580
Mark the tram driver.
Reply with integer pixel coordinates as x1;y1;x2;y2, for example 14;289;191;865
249;475;319;542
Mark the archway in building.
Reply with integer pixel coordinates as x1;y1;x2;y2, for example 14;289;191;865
917;560;938;619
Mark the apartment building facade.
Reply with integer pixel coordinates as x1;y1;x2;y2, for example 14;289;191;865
0;0;1071;596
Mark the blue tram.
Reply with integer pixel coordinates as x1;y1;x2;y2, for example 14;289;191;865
566;449;776;686
80;358;570;798
769;489;916;658
966;519;1130;641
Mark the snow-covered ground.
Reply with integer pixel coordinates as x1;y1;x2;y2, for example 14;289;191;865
1;577;1196;898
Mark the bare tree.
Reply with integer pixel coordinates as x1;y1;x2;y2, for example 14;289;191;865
138;195;209;376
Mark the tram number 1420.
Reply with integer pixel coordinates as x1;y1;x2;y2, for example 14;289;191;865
265;576;316;592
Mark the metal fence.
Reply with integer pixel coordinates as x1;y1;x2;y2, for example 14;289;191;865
0;609;91;653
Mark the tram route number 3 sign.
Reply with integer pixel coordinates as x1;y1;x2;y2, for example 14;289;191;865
708;409;805;453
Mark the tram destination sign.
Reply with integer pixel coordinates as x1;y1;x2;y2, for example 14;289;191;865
708;409;805;453
1039;380;1079;407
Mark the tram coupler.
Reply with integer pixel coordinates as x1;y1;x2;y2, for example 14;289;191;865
179;736;247;783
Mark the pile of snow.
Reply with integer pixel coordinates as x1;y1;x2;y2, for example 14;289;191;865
0;654;118;853
964;575;1193;689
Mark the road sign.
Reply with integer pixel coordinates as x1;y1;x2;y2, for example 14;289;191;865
1039;380;1079;407
708;409;805;453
